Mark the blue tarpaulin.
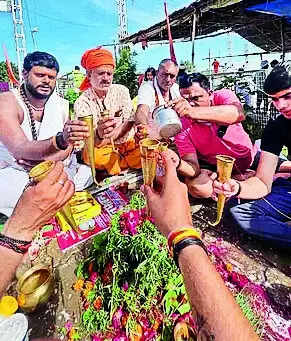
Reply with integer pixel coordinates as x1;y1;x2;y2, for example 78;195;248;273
247;0;291;23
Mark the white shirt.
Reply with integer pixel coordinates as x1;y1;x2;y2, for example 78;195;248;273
137;77;180;115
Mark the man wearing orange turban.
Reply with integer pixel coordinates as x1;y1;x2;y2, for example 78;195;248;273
74;47;141;176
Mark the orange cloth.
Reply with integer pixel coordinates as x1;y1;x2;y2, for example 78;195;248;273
79;47;115;91
82;139;141;176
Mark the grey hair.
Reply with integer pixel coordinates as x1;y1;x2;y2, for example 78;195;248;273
158;58;178;71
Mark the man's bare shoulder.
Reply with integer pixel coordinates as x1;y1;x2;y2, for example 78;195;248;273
0;90;16;103
0;91;20;121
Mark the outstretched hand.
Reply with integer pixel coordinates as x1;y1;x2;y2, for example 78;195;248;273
63;120;90;146
3;161;75;241
211;172;240;200
172;98;193;117
141;151;192;237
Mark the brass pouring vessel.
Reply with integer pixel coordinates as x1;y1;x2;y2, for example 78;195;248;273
139;138;160;187
80;115;98;185
16;264;54;313
29;161;74;231
101;109;118;153
209;155;235;226
28;160;55;183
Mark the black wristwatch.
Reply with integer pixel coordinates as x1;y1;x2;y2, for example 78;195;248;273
56;132;68;150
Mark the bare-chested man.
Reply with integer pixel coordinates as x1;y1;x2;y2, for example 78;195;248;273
0;51;89;216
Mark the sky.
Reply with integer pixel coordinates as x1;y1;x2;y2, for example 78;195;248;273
0;0;286;77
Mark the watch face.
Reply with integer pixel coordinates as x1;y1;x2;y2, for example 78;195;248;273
56;132;68;150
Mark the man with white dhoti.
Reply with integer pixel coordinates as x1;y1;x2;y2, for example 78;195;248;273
0;51;92;217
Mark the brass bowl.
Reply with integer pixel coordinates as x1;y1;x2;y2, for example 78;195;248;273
29;161;55;183
16;264;54;313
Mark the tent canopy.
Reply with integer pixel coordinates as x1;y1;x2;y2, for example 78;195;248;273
121;0;291;53
247;0;291;23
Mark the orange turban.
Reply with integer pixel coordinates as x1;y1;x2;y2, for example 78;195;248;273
79;47;115;91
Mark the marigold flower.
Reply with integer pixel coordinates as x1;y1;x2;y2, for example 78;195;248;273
174;322;189;341
85;281;94;291
83;288;91;299
93;296;103;310
69;327;77;339
130;323;143;341
226;263;233;273
73;278;84;291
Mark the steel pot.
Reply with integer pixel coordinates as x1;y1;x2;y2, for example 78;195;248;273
152;105;182;138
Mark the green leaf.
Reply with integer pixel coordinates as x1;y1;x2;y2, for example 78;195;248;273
178;302;191;315
75;262;85;279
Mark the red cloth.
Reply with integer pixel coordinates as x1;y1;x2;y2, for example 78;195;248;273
213;60;220;74
164;2;177;64
138;74;144;87
3;45;19;86
79;47;115;91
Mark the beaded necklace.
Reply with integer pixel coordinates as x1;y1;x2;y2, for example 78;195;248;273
20;85;43;140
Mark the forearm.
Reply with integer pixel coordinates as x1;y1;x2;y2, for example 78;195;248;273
238;176;270;199
178;159;200;178
135;105;150;125
188;105;243;124
12;138;67;161
115;121;134;140
0;246;23;295
179;245;259;340
178;154;201;178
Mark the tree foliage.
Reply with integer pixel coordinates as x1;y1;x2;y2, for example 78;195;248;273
113;48;138;99
180;60;195;73
0;61;19;82
64;88;81;117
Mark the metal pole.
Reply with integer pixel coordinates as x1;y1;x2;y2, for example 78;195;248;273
208;48;211;75
31;27;38;51
11;0;27;82
113;42;118;62
281;19;285;62
191;10;196;66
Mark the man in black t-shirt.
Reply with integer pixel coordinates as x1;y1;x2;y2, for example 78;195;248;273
213;63;291;247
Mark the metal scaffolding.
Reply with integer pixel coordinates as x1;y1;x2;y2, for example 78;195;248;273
11;0;26;81
117;0;128;42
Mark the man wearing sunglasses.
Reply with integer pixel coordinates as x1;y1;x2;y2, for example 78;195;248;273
213;63;291;246
171;72;257;199
135;59;180;137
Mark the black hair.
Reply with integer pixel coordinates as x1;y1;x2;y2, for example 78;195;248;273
263;62;291;95
144;67;156;81
270;59;279;68
23;51;59;73
74;65;80;70
179;72;210;91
